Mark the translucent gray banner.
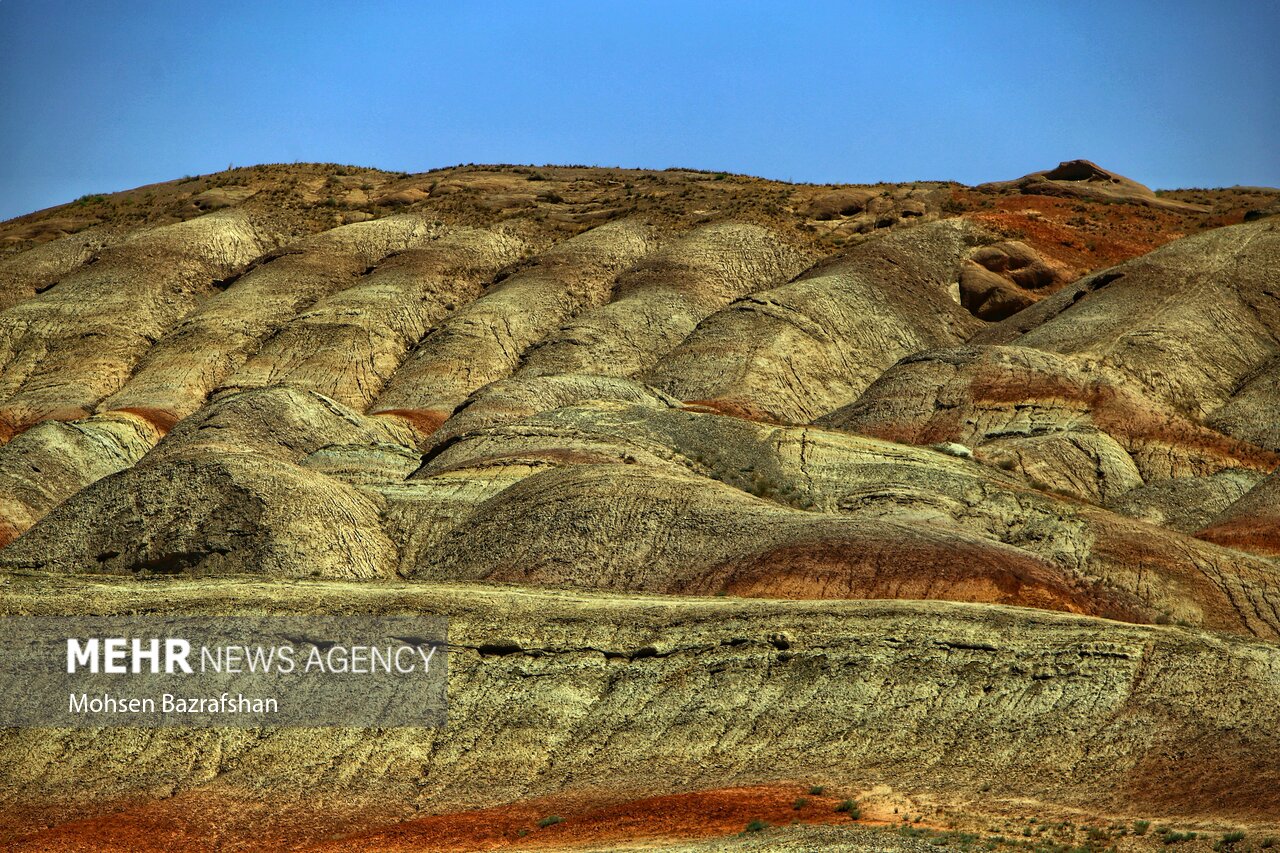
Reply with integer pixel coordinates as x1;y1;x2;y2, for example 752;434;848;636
0;615;447;727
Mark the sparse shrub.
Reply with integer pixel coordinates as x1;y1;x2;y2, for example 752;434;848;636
537;815;563;828
793;797;809;810
808;785;825;795
744;819;769;833
834;799;861;819
1216;831;1246;850
1134;820;1150;835
1260;837;1276;848
1160;829;1196;844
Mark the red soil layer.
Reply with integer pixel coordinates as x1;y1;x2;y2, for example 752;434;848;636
304;785;856;852
1123;729;1280;819
969;371;1280;472
681;399;791;425
372;407;451;441
1086;521;1280;638
1196;517;1280;558
109;406;181;434
955;192;1225;278
852;364;1279;475
0;518;18;548
0;406;92;443
695;535;1152;624
2;785;858;853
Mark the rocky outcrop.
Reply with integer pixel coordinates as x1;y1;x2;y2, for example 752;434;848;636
979;159;1206;212
957;240;1069;320
0;387;412;578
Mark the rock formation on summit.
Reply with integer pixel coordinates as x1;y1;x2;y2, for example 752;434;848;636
980;158;1207;212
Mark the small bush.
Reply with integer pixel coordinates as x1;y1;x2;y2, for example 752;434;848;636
808;785;825;795
834;799;861;819
793;797;809;810
1134;820;1151;835
536;815;563;828
1161;829;1197;844
744;819;769;833
1260;837;1276;848
1218;831;1246;848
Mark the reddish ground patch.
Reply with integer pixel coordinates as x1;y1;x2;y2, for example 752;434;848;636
3;785;859;853
694;534;1152;624
0;518;19;548
681;399;790;425
305;785;857;852
0;405;93;442
953;191;1225;280
968;368;1098;409
970;368;1280;472
1122;729;1280;820
372;407;451;441
110;406;181;434
1196;517;1280;558
1087;521;1279;638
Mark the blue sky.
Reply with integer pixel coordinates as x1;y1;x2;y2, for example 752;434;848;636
1;1;1276;221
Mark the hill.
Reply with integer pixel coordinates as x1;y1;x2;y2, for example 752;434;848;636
0;161;1278;851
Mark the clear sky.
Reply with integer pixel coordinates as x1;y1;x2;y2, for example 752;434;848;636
1;0;1276;221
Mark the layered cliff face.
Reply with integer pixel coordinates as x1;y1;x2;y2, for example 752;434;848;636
0;163;1277;851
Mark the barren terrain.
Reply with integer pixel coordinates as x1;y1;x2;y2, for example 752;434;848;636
0;160;1277;851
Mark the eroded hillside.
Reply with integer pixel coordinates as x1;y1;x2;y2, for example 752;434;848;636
0;161;1278;851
